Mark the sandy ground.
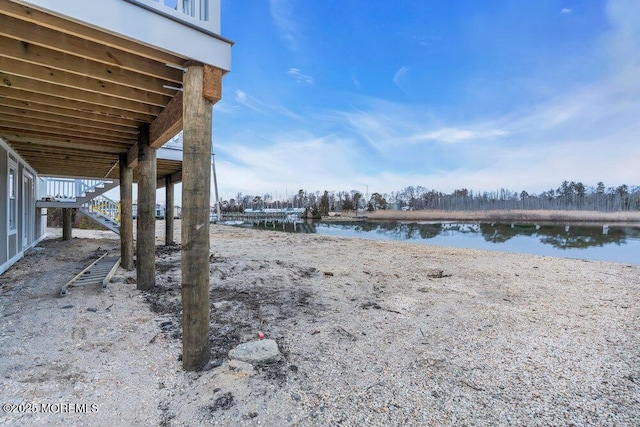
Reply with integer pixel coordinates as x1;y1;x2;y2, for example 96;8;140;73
0;221;638;426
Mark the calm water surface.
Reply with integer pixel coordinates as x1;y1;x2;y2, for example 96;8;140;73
243;220;640;264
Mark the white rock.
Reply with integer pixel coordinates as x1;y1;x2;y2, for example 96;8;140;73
228;339;281;365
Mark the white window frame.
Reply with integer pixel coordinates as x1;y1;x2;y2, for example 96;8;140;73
8;160;17;235
23;171;34;247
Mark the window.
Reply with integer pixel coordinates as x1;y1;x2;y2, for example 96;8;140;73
8;162;17;233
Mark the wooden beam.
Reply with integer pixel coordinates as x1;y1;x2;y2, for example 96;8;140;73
0;96;138;133
0;87;156;123
11;150;116;166
14;151;117;163
156;170;182;188
125;142;138;169
150;91;183;149
29;165;116;178
165;176;174;245
15;151;117;164
1;0;185;67
62;208;72;240
1;129;131;152
0;71;163;116
0;13;182;83
0;35;177;97
0;56;171;107
12;144;120;160
119;152;134;270
181;64;216;371
0;105;138;135
0;117;135;143
203;66;222;103
170;170;183;184
136;124;156;291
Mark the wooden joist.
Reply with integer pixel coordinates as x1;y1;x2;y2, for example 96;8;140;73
0;36;177;98
0;71;164;116
0;1;188;181
0;87;156;123
0;13;183;82
0;105;138;136
0;118;135;143
0;56;172;107
0;0;186;68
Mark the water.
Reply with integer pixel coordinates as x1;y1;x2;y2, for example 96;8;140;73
242;220;640;264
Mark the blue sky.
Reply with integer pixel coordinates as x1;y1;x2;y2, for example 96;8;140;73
205;0;640;200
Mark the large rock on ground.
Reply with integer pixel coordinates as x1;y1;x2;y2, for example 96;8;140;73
228;339;281;365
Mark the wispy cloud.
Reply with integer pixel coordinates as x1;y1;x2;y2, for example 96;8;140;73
212;0;640;197
287;68;314;85
216;83;640;195
216;133;367;196
560;8;573;14
393;66;410;94
412;128;509;144
269;0;300;51
234;89;266;114
605;0;640;69
233;89;303;120
340;106;407;154
212;99;237;114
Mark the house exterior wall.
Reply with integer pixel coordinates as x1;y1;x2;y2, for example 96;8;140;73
0;145;7;267
17;162;24;253
0;138;45;275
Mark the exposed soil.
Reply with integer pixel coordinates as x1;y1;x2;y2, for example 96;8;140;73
145;243;324;388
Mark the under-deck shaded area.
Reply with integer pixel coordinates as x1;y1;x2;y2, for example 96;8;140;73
0;0;232;370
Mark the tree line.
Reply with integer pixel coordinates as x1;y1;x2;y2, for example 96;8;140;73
219;181;640;214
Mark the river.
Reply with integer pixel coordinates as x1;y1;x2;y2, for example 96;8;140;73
241;220;640;264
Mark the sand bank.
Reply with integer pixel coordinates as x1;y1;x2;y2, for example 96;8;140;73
0;223;638;426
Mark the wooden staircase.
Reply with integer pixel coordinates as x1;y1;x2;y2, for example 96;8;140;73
76;205;120;234
36;178;121;234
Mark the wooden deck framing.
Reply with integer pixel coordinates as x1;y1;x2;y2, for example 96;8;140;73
1;0;230;372
0;1;186;180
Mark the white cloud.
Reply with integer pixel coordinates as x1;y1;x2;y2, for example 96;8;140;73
604;0;640;69
216;134;368;196
269;0;300;51
213;1;640;197
560;8;572;14
412;128;509;144
340;107;406;154
393;66;410;94
233;89;303;120
287;68;314;85
234;89;266;114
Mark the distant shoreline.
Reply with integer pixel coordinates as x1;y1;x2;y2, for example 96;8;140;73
322;209;640;225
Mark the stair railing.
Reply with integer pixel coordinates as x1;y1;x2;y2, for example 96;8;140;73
42;178;116;200
83;195;121;226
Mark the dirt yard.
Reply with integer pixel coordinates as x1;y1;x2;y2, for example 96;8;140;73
0;222;638;426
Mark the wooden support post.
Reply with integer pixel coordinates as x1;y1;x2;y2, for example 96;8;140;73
119;153;134;270
165;175;174;245
181;64;219;371
136;123;156;290
62;208;72;241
